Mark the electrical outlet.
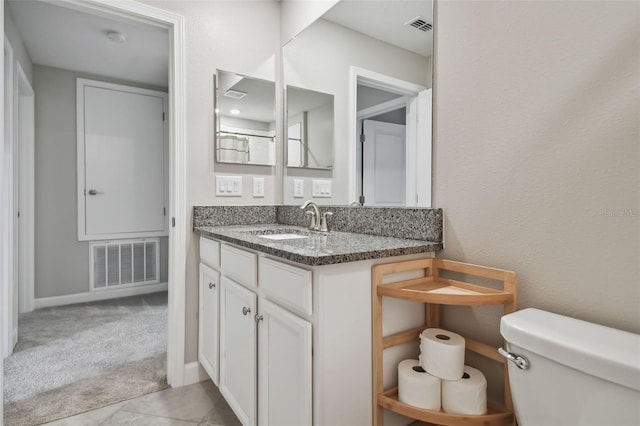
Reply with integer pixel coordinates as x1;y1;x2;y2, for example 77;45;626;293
293;179;304;198
312;179;331;198
253;177;265;198
216;176;242;197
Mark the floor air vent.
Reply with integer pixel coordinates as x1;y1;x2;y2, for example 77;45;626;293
90;238;160;290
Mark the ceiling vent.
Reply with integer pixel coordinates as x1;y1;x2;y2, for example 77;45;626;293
405;16;432;32
223;89;247;99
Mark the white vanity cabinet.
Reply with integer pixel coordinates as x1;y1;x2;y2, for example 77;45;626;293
198;263;220;384
219;276;258;426
199;235;431;426
198;238;221;385
210;241;312;426
257;298;312;426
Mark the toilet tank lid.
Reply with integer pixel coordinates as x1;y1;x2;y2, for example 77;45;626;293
501;308;640;392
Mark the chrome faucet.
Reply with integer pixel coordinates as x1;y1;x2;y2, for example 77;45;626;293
300;200;332;232
300;200;321;231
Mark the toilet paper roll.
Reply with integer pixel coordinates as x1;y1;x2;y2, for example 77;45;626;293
442;366;487;415
420;328;465;380
398;359;441;411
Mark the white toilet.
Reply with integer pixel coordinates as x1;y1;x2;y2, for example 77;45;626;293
500;308;640;426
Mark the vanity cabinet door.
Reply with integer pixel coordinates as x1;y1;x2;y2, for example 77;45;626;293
198;263;220;385
220;276;258;426
258;298;312;426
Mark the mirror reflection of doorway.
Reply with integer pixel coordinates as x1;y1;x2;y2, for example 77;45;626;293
356;84;409;207
353;69;432;207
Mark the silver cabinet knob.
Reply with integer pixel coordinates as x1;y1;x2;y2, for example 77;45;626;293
208;282;215;289
255;314;264;323
242;307;251;316
87;189;104;196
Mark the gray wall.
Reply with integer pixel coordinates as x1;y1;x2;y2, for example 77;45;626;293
434;0;639;399
34;65;169;299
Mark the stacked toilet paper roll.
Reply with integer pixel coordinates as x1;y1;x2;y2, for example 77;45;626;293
442;366;487;415
419;328;465;380
397;359;441;410
408;328;487;415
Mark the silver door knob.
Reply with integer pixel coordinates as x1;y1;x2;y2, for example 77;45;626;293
209;282;215;289
242;307;251;316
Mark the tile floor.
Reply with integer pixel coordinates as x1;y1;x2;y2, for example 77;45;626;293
42;380;241;426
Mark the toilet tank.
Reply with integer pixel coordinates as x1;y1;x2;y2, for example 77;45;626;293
500;308;640;426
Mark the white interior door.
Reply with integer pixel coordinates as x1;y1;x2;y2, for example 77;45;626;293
363;119;406;206
78;79;167;241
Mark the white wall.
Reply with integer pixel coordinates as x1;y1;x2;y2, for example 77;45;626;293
139;0;280;363
282;18;430;204
33;65;169;299
280;0;338;45
4;0;32;85
433;0;639;399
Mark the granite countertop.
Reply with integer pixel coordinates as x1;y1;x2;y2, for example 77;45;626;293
195;224;442;266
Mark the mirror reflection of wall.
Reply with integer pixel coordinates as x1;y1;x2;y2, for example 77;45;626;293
282;0;433;206
215;70;276;166
286;86;334;169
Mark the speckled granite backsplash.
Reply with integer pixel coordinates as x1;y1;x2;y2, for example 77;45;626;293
193;205;276;226
193;205;442;242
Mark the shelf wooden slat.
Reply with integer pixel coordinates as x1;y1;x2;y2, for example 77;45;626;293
378;388;514;426
377;278;514;306
382;326;423;349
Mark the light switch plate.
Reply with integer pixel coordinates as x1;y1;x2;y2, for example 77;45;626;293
253;177;265;198
293;179;304;198
312;179;331;198
216;176;242;197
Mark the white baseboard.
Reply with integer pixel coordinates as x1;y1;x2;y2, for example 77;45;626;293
183;361;209;386
33;282;168;309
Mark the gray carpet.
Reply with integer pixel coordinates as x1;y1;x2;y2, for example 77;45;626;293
3;291;169;425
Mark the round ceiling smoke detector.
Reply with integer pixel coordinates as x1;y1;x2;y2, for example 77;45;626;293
106;31;127;43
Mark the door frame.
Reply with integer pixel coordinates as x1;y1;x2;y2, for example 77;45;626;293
2;34;16;359
0;4;188;418
1;4;5;421
348;66;432;207
16;61;34;315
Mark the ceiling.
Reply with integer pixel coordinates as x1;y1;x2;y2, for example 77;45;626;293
217;71;276;123
8;0;169;88
322;0;434;57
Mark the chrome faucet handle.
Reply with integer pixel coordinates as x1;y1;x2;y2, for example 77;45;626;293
305;210;317;230
319;211;333;232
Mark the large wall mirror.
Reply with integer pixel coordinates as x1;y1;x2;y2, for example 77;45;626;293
215;70;276;166
282;0;433;206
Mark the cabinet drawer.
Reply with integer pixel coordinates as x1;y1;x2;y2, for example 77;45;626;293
221;244;257;288
200;237;220;269
259;257;312;315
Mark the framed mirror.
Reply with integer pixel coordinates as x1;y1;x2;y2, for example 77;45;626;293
214;70;276;166
286;86;334;169
282;0;433;206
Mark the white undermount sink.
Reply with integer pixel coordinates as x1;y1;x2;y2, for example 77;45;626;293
259;233;309;240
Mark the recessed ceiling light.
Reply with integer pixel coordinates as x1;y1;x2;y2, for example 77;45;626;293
106;31;127;43
230;109;240;115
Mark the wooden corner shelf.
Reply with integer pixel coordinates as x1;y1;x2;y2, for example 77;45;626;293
372;258;518;426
